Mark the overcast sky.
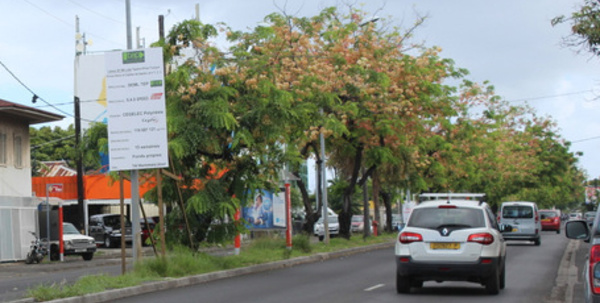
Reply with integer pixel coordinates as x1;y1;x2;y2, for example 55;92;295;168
1;0;599;184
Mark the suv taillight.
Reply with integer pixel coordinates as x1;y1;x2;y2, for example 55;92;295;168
399;232;423;244
590;245;600;294
467;233;494;245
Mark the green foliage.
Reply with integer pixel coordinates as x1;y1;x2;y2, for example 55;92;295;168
552;0;600;56
30;125;76;175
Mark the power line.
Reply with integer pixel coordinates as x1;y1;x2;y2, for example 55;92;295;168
0;58;93;122
572;135;600;144
22;0;123;47
31;134;76;149
507;90;595;103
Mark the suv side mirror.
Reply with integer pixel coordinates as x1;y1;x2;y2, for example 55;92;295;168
565;220;590;241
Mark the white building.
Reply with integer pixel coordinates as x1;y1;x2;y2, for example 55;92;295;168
0;98;63;262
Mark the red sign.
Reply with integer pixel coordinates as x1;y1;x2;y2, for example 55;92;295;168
49;184;64;193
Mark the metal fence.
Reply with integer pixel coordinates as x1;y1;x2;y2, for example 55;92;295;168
0;196;38;262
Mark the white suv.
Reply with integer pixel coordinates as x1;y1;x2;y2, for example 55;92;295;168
395;193;510;295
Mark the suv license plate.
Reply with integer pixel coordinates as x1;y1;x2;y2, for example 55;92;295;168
512;228;518;232
430;242;460;250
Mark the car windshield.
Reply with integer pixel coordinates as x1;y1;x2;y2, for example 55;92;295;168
103;216;132;227
502;206;533;219
408;208;484;229
317;216;338;223
351;216;363;222
63;223;81;235
585;212;596;218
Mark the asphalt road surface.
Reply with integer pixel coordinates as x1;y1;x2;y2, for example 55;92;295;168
1;230;583;303
107;231;571;303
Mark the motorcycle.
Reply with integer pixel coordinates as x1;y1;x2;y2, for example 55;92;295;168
25;231;47;264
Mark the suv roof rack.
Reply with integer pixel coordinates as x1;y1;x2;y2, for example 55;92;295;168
419;193;486;204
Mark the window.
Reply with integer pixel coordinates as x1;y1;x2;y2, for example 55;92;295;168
13;135;22;167
408;208;485;229
502;206;533;219
0;132;6;165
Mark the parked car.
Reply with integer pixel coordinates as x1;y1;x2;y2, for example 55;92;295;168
539;209;561;234
89;214;133;248
350;215;370;233
498;201;542;246
585;211;597;226
49;222;96;261
564;209;600;303
395;193;511;295
314;215;339;241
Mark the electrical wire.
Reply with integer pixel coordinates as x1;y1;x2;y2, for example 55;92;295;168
0;58;94;122
506;90;595;103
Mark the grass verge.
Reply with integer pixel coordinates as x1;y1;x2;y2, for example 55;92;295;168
26;233;396;301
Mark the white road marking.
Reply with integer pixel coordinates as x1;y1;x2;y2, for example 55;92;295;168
364;284;385;291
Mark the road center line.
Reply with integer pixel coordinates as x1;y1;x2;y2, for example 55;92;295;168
364;284;385;291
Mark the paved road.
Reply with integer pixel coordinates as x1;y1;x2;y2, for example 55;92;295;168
108;231;571;303
0;231;583;303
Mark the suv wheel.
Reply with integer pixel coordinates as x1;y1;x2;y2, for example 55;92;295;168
534;238;541;246
82;253;94;261
396;273;411;294
485;268;500;295
104;236;112;248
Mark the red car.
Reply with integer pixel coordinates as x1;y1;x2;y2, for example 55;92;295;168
539;210;561;234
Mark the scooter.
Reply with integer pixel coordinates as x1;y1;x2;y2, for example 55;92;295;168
25;231;47;264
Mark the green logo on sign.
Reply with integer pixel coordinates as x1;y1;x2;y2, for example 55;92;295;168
150;80;162;87
122;51;145;64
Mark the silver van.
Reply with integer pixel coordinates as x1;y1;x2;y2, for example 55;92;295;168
498;201;542;245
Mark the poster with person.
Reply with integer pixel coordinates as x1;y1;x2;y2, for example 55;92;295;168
243;190;274;229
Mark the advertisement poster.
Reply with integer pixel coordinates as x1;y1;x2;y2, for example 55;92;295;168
243;190;275;229
273;192;286;228
105;47;169;171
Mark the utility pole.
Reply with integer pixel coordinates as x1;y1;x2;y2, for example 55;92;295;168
74;97;85;233
124;0;141;263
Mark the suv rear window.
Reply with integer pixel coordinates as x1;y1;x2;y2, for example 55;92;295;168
408;208;485;229
502;206;533;219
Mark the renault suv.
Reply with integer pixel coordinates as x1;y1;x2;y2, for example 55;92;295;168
565;209;600;303
395;193;511;295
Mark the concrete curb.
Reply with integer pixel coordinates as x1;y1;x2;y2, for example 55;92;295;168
545;239;580;303
12;242;394;303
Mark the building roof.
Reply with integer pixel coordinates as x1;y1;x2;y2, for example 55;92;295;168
0;98;64;124
39;161;77;177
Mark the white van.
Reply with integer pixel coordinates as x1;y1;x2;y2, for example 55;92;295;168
498;201;542;245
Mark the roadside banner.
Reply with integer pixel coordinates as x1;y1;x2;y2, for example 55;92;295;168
243;190;278;229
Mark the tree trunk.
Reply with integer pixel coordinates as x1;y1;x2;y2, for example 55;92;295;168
296;169;318;235
381;191;393;232
372;170;381;235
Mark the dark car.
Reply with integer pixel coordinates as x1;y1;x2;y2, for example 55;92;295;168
540;210;561;234
565;208;600;302
89;214;133;248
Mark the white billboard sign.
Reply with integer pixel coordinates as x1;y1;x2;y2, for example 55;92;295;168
105;48;169;171
74;54;107;130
